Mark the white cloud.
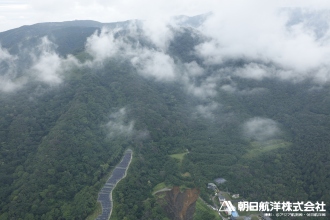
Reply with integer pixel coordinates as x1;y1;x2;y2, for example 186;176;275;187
142;18;176;51
243;117;281;141
0;0;220;32
0;37;83;92
30;39;62;84
3;1;330;88
184;61;204;77
2;0;330;33
234;63;269;81
85;28;127;62
106;108;134;138
131;48;177;81
85;26;178;81
105;107;149;139
184;75;218;99
30;37;80;85
84;27;223;116
195;102;219;119
0;45;25;92
178;61;221;99
0;77;23;93
195;6;330;84
221;83;266;95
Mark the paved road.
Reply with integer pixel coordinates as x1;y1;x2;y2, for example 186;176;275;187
95;149;133;220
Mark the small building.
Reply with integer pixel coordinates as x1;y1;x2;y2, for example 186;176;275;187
232;194;239;198
214;177;226;185
207;183;217;190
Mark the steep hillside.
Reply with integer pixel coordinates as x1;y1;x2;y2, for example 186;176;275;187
162;186;200;220
0;14;330;219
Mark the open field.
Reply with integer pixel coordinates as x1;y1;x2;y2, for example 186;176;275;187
243;139;291;159
170;152;188;162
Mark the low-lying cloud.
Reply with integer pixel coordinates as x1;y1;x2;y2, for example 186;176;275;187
131;48;177;81
106;108;135;138
195;102;219;119
0;46;23;92
195;7;330;84
243;117;281;141
0;37;82;92
85;28;129;62
105;108;149;139
84;22;223;117
85;26;178;81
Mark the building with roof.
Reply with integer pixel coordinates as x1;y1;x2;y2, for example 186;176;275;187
207;183;217;190
232;194;239;198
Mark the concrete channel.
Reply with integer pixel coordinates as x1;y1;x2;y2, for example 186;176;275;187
95;149;133;220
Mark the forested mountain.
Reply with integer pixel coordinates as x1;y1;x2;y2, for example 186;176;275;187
0;12;329;219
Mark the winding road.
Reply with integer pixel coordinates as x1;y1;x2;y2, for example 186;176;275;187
95;149;133;220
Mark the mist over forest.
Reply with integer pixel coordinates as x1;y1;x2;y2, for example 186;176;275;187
0;8;330;220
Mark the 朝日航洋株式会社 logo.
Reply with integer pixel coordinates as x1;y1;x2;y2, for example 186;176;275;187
219;200;327;218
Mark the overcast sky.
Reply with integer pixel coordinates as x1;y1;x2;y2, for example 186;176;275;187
0;0;329;32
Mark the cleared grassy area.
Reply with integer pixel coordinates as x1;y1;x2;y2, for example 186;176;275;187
152;182;167;193
181;172;191;177
194;198;221;220
219;191;231;201
243;139;291;159
170;152;188;163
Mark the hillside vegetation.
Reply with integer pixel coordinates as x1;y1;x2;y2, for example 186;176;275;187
0;17;329;219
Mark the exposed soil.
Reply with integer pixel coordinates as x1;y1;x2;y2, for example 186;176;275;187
159;186;200;220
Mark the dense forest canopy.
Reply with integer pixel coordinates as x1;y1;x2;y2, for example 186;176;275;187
0;11;329;219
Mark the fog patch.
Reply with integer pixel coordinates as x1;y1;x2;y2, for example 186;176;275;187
181;62;219;99
142;18;176;51
195;7;330;84
234;63;269;81
30;38;62;84
0;77;25;93
243;117;281;141
85;28;130;63
105;108;149;139
221;83;266;95
131;48;177;81
185;76;218;99
183;61;204;77
106;108;134;138
0;46;24;92
0;37;82;92
30;37;81;85
195;102;219;119
84;21;224;112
